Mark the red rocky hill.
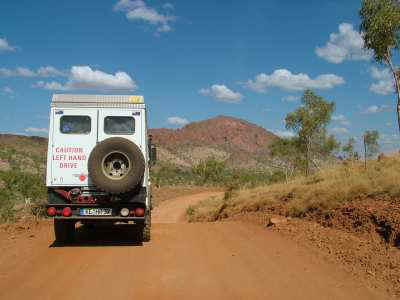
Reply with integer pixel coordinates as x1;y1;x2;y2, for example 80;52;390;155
149;115;277;168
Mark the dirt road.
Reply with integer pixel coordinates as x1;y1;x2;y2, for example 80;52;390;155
0;192;391;300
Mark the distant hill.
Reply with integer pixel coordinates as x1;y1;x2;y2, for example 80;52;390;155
0;115;278;170
149;115;278;168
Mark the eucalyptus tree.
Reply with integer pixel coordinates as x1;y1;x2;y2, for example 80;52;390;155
284;90;338;175
360;0;400;131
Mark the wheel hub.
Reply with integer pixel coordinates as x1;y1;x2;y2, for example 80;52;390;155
102;152;131;180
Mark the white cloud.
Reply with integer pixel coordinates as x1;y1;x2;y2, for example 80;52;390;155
33;66;137;92
24;127;48;134
68;66;136;91
369;66;394;95
32;81;69;91
0;37;16;52
332;114;350;126
167;116;189;126
362;104;391;114
270;129;295;138
331;127;349;134
282;95;300;102
2;86;13;94
316;23;372;64
114;0;176;33
0;66;65;78
37;66;66;77
163;3;174;10
17;67;36;77
0;67;36;77
199;84;243;103
245;69;345;92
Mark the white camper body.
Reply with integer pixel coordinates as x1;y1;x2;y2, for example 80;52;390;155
46;94;149;189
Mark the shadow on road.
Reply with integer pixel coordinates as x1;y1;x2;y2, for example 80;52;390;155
49;223;144;247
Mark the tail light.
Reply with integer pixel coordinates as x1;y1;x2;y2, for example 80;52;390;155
47;207;56;217
134;207;145;217
120;208;129;217
62;207;72;217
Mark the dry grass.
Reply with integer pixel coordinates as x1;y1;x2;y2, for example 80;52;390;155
187;154;400;222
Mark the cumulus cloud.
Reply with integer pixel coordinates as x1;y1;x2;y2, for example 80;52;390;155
114;0;176;33
167;116;189;126
270;129;295;138
24;127;48;134
33;66;137;92
199;84;243;103
0;66;65;78
380;133;400;145
163;3;174;10
316;23;372;63
245;69;345;92
331;127;349;134
332;114;350;126
362;105;391;114
32;81;70;91
369;66;394;95
2;86;13;94
0;37;16;52
0;67;36;77
67;66;136;91
282;95;300;102
37;66;66;77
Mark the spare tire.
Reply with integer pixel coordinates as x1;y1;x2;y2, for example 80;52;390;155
88;137;145;194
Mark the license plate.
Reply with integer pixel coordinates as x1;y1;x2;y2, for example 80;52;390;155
80;208;112;216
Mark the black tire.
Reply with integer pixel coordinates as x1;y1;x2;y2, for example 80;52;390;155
88;138;145;194
54;219;75;243
142;211;151;242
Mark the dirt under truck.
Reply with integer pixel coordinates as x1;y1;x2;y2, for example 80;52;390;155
45;94;156;243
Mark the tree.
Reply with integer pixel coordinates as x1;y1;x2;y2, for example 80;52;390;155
363;130;380;167
360;0;400;132
342;137;356;159
284;89;339;175
269;137;301;181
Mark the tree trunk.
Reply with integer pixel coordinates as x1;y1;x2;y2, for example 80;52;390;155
363;134;367;170
305;138;310;176
385;53;400;133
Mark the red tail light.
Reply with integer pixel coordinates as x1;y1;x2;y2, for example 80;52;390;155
47;207;56;217
62;207;72;217
135;207;145;217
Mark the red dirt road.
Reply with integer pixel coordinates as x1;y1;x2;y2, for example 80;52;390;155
0;192;391;300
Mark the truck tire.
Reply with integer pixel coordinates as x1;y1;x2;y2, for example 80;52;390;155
88;138;145;194
141;211;151;242
54;219;75;243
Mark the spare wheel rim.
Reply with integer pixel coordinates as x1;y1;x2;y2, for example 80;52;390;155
101;151;132;180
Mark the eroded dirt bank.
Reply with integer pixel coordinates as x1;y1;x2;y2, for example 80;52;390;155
0;191;392;300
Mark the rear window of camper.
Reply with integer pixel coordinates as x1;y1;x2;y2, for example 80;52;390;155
60;115;91;134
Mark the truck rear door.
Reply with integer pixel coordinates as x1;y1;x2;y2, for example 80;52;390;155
50;108;98;186
97;109;143;153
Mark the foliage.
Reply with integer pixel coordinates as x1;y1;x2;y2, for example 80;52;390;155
187;153;400;222
150;157;285;189
342;137;358;159
360;0;400;62
363;130;380;159
360;0;400;131
269;137;302;180
192;158;227;185
277;89;339;175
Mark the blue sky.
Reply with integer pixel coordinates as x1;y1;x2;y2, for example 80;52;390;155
0;0;399;152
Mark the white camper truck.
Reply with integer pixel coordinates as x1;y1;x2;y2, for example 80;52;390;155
45;94;156;243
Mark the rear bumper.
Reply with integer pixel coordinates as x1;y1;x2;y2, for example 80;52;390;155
54;216;145;221
46;204;146;221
